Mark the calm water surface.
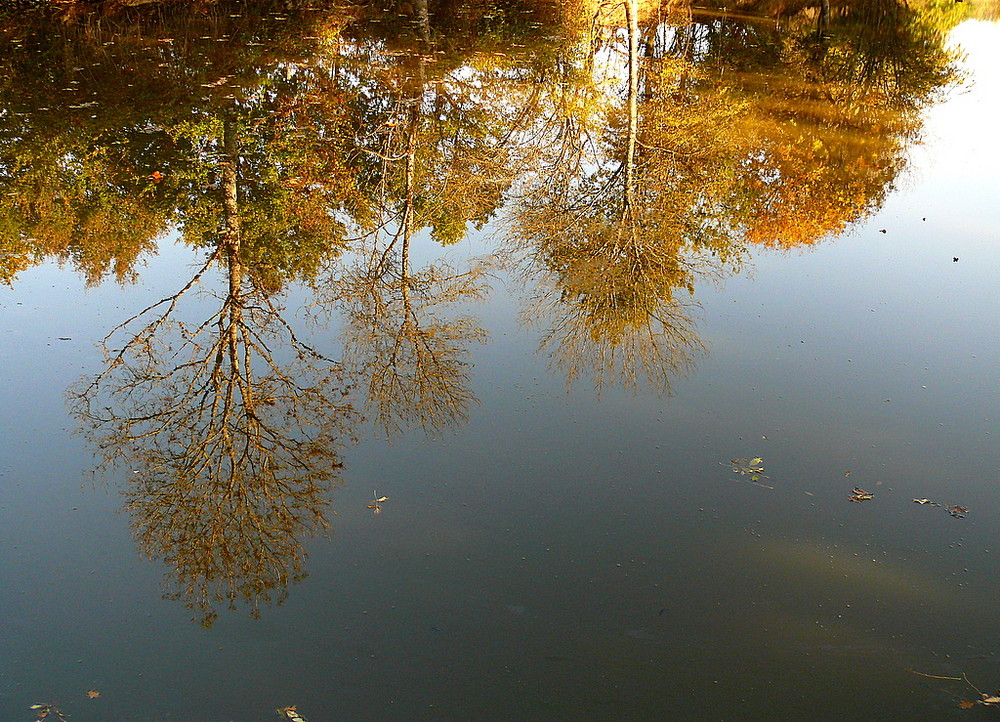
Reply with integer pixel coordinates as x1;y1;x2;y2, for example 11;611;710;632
1;4;999;720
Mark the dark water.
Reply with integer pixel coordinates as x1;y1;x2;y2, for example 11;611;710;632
1;3;999;720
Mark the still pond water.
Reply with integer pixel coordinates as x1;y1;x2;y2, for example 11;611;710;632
1;4;1000;720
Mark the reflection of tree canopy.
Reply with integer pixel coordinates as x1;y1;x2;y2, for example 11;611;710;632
0;0;965;619
43;6;506;620
504;0;960;390
71;202;357;626
708;0;961;247
329;237;488;435
0;5;366;287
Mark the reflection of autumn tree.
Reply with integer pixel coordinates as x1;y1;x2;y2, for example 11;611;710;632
310;30;541;432
0;7;364;286
517;224;708;393
695;0;961;247
321;61;491;432
0;98;170;285
512;0;736;393
71;120;356;626
342;46;522;247
331;237;487;435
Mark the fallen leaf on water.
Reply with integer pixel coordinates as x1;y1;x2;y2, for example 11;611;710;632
29;704;67;720
946;505;969;518
279;706;309;721
849;487;874;502
959;699;976;709
87;689;100;699
368;490;388;514
913;498;933;505
725;457;773;488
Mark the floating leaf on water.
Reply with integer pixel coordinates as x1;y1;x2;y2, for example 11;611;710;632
959;699;976;709
28;704;67;720
368;490;388;513
87;689;100;698
849;487;874;502
279;706;309;721
913;498;933;504
724;457;773;489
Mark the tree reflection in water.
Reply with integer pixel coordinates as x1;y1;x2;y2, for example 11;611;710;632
0;0;962;620
511;0;960;392
71;119;356;625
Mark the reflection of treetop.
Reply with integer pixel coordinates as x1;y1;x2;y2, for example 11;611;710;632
0;0;961;284
69;159;358;622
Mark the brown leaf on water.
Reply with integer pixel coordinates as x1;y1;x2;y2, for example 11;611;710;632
87;689;100;698
849;487;874;502
958;699;976;709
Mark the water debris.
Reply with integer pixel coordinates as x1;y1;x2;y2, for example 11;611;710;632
912;498;969;518
278;707;308;721
908;669;1000;709
367;490;388;514
725;457;773;489
29;703;69;721
848;487;874;502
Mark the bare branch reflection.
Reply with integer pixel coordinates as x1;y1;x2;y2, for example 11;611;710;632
71;119;355;625
332;241;488;435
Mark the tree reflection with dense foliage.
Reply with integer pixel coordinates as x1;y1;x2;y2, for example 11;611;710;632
0;0;967;620
53;9;369;623
71;118;357;625
314;37;500;433
511;0;960;391
512;0;741;393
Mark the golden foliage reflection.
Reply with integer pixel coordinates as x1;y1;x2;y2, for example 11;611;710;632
0;0;963;619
